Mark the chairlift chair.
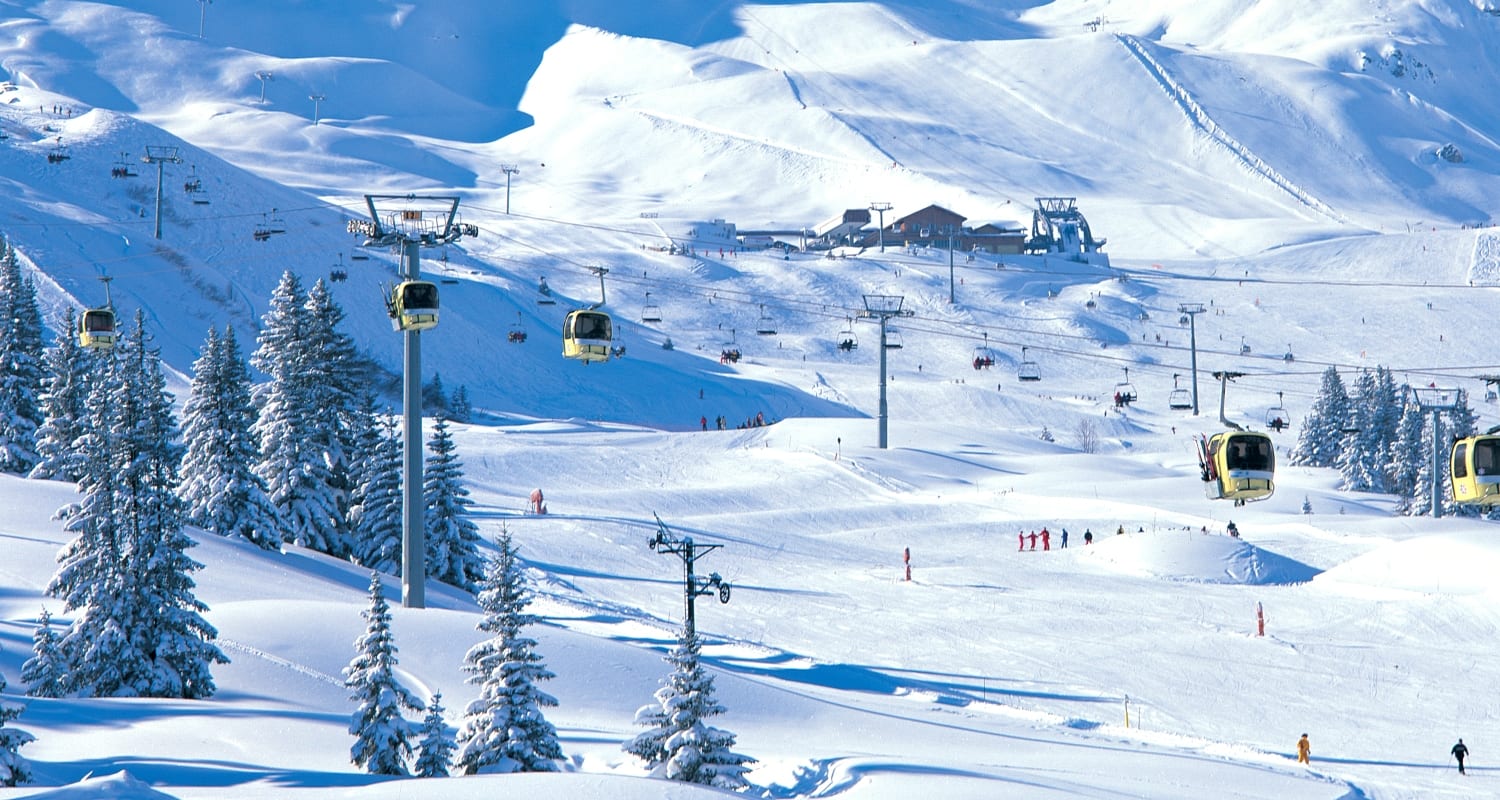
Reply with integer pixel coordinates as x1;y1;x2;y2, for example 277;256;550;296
46;138;70;164
884;327;904;350
1239;336;1251;355
755;304;777;336
971;332;995;370
536;276;557;305
1451;429;1500;507
330;254;348;283
641;292;662;324
267;209;287;235
1113;367;1138;405
110;152;137;178
507;312;527;343
1264;391;1291;432
563;309;612;363
184;165;210;204
1017;346;1041;382
253;214;273;242
1168;374;1193;410
387;280;439;331
836;318;858;352
1283;344;1295;363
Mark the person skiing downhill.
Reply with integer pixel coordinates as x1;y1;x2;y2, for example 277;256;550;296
1452;739;1469;774
1297;733;1311;764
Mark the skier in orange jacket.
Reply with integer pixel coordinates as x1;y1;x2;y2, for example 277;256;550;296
1296;733;1311;764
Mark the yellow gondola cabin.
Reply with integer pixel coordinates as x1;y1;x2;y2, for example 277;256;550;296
562;309;612;363
1198;431;1275;506
389;281;439;331
78;307;117;349
1451;433;1500;507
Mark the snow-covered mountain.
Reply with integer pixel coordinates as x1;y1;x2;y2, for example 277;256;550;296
1;2;1498;798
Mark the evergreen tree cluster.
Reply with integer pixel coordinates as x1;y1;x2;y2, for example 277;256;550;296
1292;365;1482;516
2;259;748;789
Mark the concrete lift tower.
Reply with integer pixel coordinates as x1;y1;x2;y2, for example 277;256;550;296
347;195;479;608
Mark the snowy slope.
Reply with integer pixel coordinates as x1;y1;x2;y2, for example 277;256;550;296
0;1;1499;799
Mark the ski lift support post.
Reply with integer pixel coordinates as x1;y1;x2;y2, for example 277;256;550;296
859;294;913;449
347;194;478;609
647;512;731;637
1179;302;1206;414
1211;370;1246;431
1412;385;1460;519
142;145;183;240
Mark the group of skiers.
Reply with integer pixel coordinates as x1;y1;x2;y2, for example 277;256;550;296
1017;527;1099;550
1294;733;1471;776
699;411;768;430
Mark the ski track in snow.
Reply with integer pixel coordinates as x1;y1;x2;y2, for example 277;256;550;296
1115;33;1345;225
218;637;345;688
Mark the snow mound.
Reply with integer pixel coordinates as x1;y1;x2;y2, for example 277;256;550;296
18;771;175;799
1080;531;1320;585
1315;531;1500;595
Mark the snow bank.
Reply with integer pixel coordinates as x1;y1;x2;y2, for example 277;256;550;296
1077;530;1320;585
1314;531;1500;595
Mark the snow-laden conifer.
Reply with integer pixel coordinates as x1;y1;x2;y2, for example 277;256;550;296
350;412;403;574
20;608;65;699
345;572;421;776
455;530;563;774
253;271;345;555
1390;394;1427;513
447;385;472;423
181;326;282;549
29;307;93;482
414;691;457;778
0;241;46;474
48;313;227;698
1339;366;1402;492
625;625;754;790
0;668;34;786
424;415;483;590
1291;367;1350;467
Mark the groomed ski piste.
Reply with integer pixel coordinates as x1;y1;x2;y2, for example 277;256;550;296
2;1;1500;798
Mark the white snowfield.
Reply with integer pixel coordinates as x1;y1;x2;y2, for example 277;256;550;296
0;1;1498;799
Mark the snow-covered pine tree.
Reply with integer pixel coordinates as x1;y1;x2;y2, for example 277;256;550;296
1338;368;1401;493
344;572;422;776
424;415;483;590
414;691;457;779
1291;366;1350;467
48;313;228;698
29;307;94;482
624;624;754;790
0;668;34;787
422;373;449;414
1390;392;1427;514
180;326;283;549
20;608;65;698
447;385;472;423
0;240;46;474
455;530;563;775
253;271;345;556
302;279;369;552
350;411;404;574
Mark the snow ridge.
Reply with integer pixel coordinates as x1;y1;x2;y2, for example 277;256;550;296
1115;33;1345;225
